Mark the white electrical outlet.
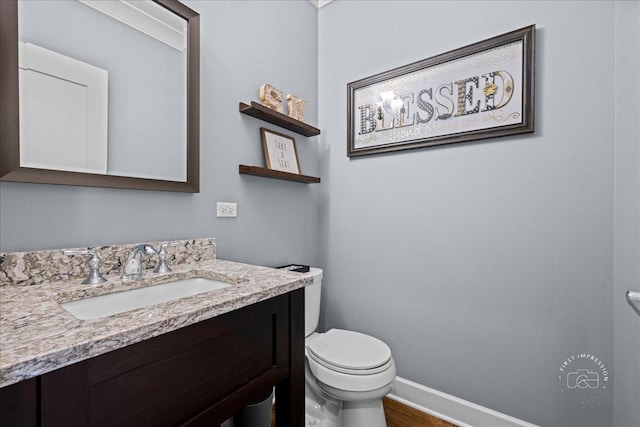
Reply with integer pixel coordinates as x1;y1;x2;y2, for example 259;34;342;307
216;202;237;217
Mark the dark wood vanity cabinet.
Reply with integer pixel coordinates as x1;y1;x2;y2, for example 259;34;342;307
0;289;305;427
0;377;38;426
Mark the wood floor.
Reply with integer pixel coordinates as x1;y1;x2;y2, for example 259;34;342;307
383;397;457;427
271;397;456;427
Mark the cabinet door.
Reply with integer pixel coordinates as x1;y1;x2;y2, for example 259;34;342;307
41;294;290;426
0;378;38;426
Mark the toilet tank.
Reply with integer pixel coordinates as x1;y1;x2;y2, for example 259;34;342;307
301;268;323;337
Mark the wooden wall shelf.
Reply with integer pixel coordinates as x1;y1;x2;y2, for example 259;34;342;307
239;165;320;184
239;102;320;137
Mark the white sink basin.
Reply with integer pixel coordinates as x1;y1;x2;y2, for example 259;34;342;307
62;277;230;320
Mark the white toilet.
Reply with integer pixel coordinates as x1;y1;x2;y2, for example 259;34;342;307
300;268;396;427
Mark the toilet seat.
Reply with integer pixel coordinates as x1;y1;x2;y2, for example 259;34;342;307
306;329;396;393
307;329;392;375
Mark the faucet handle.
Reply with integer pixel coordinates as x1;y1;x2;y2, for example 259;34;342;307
153;241;181;274
158;241;182;251
63;247;108;285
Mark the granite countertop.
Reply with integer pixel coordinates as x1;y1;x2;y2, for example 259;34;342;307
0;259;310;388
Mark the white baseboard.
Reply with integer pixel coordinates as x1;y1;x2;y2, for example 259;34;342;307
387;377;538;427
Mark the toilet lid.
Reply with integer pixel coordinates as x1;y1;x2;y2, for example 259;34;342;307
307;329;392;371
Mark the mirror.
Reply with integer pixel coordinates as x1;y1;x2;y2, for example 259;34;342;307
0;0;200;192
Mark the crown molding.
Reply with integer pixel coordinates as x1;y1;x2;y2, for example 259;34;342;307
308;0;335;9
79;0;187;51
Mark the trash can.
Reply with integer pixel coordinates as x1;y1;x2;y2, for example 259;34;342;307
233;389;274;427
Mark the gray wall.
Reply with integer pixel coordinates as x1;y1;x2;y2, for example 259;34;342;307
0;0;320;270
318;2;617;426
614;2;640;427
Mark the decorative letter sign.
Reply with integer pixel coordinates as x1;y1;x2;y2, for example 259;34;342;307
286;94;307;123
259;84;283;113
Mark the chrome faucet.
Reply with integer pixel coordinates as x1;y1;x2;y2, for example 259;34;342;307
122;244;158;281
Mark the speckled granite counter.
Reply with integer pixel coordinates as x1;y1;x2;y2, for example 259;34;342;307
0;239;310;388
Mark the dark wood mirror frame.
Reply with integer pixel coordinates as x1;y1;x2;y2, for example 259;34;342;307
0;0;200;193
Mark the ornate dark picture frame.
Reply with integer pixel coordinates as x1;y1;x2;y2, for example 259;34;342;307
347;25;535;157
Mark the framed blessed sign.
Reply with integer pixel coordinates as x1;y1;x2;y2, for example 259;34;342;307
347;25;535;157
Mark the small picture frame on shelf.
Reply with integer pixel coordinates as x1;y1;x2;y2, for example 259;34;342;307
261;127;300;174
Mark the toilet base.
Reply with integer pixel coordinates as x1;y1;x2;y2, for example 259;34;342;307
306;368;390;427
305;393;387;427
342;399;387;427
306;377;340;427
305;353;392;427
316;381;391;427
305;394;339;427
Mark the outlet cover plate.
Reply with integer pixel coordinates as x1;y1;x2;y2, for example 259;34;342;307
216;202;237;217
